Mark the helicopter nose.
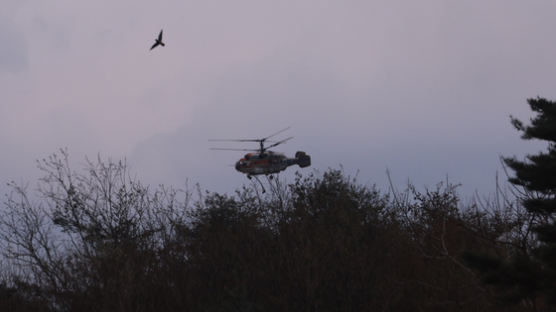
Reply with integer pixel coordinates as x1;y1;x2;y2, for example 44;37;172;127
235;161;241;171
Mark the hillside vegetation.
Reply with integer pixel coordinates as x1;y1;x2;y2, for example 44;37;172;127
2;98;556;311
0;153;528;312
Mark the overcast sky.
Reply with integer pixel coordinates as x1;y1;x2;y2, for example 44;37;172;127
2;0;555;199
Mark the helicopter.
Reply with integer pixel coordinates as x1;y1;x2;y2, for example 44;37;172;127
210;127;311;181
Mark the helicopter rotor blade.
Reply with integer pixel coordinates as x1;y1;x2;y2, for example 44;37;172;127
208;127;291;143
262;127;290;141
210;147;258;152
208;139;261;142
263;136;293;150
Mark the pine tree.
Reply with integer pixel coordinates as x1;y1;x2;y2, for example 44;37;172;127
466;97;556;308
504;97;556;305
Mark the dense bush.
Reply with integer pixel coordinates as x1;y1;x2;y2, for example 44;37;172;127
0;151;530;311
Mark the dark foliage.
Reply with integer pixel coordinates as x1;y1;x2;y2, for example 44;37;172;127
465;97;556;310
0;150;530;311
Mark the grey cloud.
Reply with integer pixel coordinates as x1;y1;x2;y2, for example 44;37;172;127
4;0;556;199
0;20;28;74
130;58;348;192
129;26;552;196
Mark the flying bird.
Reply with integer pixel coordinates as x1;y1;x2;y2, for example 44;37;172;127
150;29;165;50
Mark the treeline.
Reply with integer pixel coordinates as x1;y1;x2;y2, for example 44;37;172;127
0;151;531;311
3;97;556;311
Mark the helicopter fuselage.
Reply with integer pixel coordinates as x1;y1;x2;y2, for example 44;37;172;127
235;151;310;176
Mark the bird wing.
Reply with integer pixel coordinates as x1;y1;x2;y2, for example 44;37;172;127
158;29;163;41
150;41;159;50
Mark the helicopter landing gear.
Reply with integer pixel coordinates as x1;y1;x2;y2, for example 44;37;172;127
252;175;266;193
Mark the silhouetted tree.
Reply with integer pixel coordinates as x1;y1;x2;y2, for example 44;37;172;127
465;97;556;310
0;149;192;311
0;280;49;312
0;150;532;311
